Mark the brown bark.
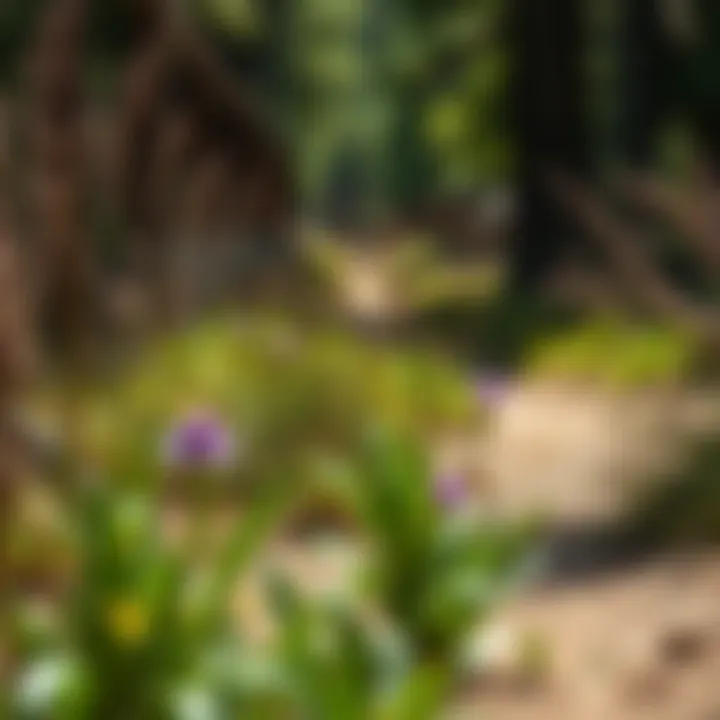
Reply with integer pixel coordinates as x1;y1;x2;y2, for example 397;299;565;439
29;0;94;362
554;175;720;347
114;0;294;316
511;0;588;291
0;102;36;603
616;171;720;274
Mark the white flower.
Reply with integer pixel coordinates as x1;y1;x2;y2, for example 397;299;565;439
15;656;82;714
463;622;520;675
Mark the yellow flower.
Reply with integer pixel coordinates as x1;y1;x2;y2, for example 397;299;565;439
105;598;149;647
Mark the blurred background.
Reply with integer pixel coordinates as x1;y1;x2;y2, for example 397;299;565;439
0;0;719;718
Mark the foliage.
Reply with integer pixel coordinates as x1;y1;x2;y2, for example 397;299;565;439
277;0;510;212
11;481;292;719
526;318;697;389
194;0;262;38
9;426;531;719
356;429;532;662
38;314;483;496
262;578;449;720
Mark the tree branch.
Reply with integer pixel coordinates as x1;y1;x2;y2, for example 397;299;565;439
615;170;720;274
552;174;720;343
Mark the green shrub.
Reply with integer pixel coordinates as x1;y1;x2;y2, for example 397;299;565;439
526;318;697;389
10;424;531;719
41;315;482;496
355;429;532;662
11;481;291;720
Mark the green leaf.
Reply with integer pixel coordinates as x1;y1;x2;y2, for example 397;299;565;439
376;664;449;720
199;0;261;37
195;489;295;636
358;428;436;554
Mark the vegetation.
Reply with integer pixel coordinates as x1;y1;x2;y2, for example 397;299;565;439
0;1;719;717
526;318;698;389
7;418;530;719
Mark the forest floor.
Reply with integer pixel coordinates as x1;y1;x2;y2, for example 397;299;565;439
237;537;720;720
452;551;720;720
231;382;720;719
455;384;720;719
231;242;720;717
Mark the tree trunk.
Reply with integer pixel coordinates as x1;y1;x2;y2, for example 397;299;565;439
619;0;667;168
511;0;588;292
682;1;720;178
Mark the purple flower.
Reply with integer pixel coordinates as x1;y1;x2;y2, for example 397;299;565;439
475;373;511;409
160;409;236;471
434;473;468;511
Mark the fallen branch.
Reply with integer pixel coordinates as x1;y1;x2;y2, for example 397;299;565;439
552;174;720;346
615;170;720;274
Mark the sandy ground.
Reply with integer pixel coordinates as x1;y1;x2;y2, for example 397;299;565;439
452;553;720;719
450;385;720;717
442;384;720;523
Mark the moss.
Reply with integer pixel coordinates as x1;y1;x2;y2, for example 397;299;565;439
525;318;698;390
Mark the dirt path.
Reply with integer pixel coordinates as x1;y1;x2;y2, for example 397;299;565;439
442;382;720;524
448;385;720;718
453;553;720;720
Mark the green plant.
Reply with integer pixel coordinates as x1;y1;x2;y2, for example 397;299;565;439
11;481;291;720
526;318;696;389
260;578;450;720
356;429;532;664
42;315;481;495
10;416;532;719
